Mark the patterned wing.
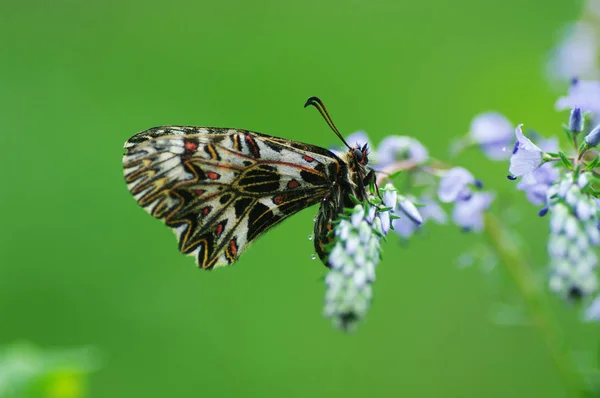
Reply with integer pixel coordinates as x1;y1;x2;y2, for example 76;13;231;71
123;126;342;269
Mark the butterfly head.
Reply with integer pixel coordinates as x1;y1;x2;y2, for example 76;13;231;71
351;143;370;167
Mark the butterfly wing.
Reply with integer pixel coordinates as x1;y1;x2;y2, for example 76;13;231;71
123;126;342;269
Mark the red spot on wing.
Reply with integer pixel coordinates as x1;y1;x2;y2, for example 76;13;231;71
273;195;285;205
303;155;314;162
194;189;206;196
206;171;220;180
287;179;300;189
229;239;238;257
185;140;198;151
215;223;224;237
201;206;212;216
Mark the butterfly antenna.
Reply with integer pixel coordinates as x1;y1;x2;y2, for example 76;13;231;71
304;96;351;149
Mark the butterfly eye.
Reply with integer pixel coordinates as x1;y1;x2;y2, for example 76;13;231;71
353;148;363;161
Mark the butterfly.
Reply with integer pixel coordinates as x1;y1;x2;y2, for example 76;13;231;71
122;97;374;270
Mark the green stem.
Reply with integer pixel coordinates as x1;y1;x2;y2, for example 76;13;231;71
484;213;585;397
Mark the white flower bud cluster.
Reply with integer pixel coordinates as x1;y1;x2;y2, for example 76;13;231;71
323;184;397;331
547;172;600;298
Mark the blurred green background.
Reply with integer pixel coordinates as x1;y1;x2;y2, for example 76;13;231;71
0;0;594;397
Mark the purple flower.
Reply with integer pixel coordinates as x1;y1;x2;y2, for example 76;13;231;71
515;136;560;205
556;79;600;115
517;169;558;206
398;196;423;225
391;195;422;238
378;183;398;235
509;125;543;181
452;192;495;232
547;22;598;83
585;124;600;147
419;196;448;224
335;132;372;159
392;212;420;238
392;217;420;239
569;108;584;132
537;136;559;153
545;173;600;299
376;136;429;168
469;112;514;160
438;167;475;203
391;196;446;238
345;131;370;149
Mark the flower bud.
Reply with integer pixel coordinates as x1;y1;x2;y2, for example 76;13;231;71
585;124;600;148
398;196;423;225
569;107;583;133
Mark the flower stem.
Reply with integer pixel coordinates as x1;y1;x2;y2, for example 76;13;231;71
484;213;585;397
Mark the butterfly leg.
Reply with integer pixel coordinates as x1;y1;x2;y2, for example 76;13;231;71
357;169;378;200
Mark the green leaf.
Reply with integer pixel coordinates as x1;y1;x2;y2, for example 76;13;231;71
372;229;384;238
563;125;573;142
574;163;582;178
558;151;573;169
589;189;600;198
586;156;600;170
369;196;383;205
578;140;589;158
385;169;403;180
348;194;361;205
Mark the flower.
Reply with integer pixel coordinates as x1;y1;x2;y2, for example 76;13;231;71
468;112;514;160
508;125;543;181
585;124;600;147
335;132;372;158
376;136;429;168
398;196;423;225
390;195;422;238
392;214;419;238
546;172;600;299
420;196;448;224
556;79;600;115
378;184;398;235
547;22;599;83
537;135;559;153
391;195;447;238
569;107;584;132
515;136;560;206
436;165;494;231
345;131;370;149
516;165;559;206
452;192;495;232
323;191;395;331
438;167;475;203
